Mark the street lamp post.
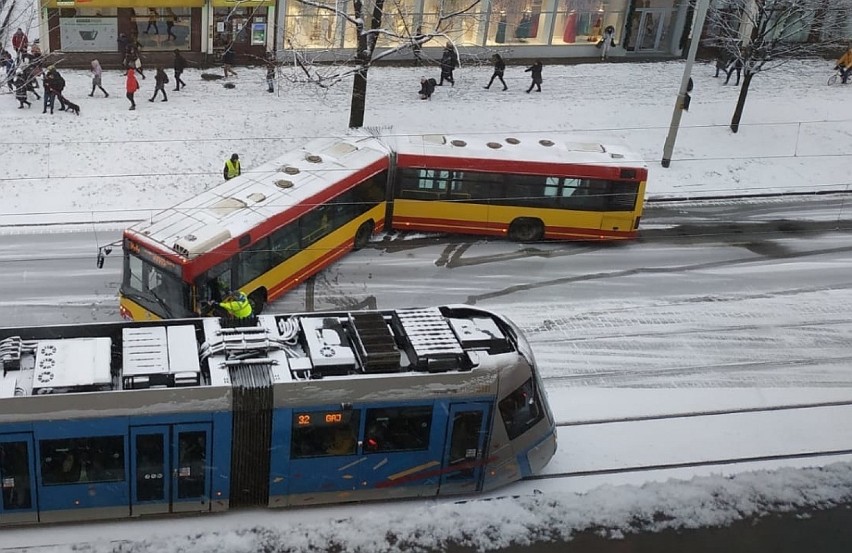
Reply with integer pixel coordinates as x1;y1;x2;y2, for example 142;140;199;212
661;0;710;168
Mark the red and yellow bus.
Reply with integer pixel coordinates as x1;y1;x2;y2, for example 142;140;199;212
120;133;646;320
389;134;647;242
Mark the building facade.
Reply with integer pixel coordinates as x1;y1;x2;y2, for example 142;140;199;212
38;0;696;65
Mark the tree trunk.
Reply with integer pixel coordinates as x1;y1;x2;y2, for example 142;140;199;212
346;0;385;129
729;71;754;134
348;67;368;128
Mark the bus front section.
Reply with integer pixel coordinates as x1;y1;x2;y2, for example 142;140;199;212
119;238;194;321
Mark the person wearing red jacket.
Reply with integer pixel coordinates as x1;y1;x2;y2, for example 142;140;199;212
125;67;139;110
11;29;28;58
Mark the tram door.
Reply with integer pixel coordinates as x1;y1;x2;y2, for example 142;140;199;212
439;403;490;495
130;424;212;516
0;434;38;524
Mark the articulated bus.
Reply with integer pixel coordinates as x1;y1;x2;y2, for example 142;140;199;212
119;132;646;320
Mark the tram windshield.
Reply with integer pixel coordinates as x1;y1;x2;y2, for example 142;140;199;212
499;378;545;440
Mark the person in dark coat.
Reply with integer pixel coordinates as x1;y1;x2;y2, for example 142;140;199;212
149;66;169;102
723;56;743;86
22;62;40;100
438;42;458;86
13;70;31;108
266;51;276;93
418;76;436;100
484;53;507;90
173;49;187;90
44;67;68;111
524;60;542;93
222;45;237;78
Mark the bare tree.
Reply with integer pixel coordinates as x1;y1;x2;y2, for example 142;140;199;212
290;0;482;128
706;0;852;133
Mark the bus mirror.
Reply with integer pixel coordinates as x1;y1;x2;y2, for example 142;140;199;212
96;246;113;269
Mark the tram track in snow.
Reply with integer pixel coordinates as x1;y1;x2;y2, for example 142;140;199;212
526;399;852;491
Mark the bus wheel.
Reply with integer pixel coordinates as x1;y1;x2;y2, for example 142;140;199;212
508;218;544;242
354;221;374;250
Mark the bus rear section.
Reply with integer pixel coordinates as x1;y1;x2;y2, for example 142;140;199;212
389;134;647;242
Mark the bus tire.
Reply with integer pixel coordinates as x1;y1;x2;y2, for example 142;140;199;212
354;221;374;250
508;218;544;242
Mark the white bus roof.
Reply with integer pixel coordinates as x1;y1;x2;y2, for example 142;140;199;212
392;133;646;167
125;133;390;259
125;132;645;260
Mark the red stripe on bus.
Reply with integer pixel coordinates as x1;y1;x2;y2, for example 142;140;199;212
395;154;647;181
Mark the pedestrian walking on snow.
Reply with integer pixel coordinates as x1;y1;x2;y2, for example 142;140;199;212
173;49;187;90
12;29;28;59
222;45;237;78
13;71;31;108
484;53;507;90
126;67;139;110
149;66;169;102
438;42;458;86
266;52;276;93
525;60;543;93
89;59;109;97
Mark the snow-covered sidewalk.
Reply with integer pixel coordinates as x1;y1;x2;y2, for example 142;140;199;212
1;57;849;227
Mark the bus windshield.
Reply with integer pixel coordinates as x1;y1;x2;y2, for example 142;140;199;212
122;253;192;318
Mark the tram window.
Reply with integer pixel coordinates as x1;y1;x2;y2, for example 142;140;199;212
364;406;433;453
418;169;450;191
499;379;545;440
40;437;125;485
291;410;361;458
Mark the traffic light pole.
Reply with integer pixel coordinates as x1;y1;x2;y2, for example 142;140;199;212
661;0;710;168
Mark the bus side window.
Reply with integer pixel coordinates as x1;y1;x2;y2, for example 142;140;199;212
269;222;300;266
237;237;271;286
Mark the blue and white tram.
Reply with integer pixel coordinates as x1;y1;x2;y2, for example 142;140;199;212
0;305;556;525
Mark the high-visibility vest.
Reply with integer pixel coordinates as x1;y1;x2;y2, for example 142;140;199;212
225;159;240;179
220;295;252;318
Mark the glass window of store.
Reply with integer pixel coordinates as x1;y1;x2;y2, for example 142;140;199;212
129;7;193;51
487;0;548;46
625;0;678;52
213;2;271;59
58;8;119;52
551;0;628;46
421;0;484;46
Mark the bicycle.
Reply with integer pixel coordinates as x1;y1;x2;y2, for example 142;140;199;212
828;71;840;85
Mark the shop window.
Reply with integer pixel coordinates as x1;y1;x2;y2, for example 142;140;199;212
131;7;192;51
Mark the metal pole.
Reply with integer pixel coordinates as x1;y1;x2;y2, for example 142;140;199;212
661;0;710;168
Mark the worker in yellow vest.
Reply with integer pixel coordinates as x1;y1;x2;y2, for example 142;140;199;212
218;290;252;319
223;153;240;180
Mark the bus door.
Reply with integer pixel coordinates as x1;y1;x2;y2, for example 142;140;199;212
439;403;490;495
0;433;38;524
130;423;212;516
